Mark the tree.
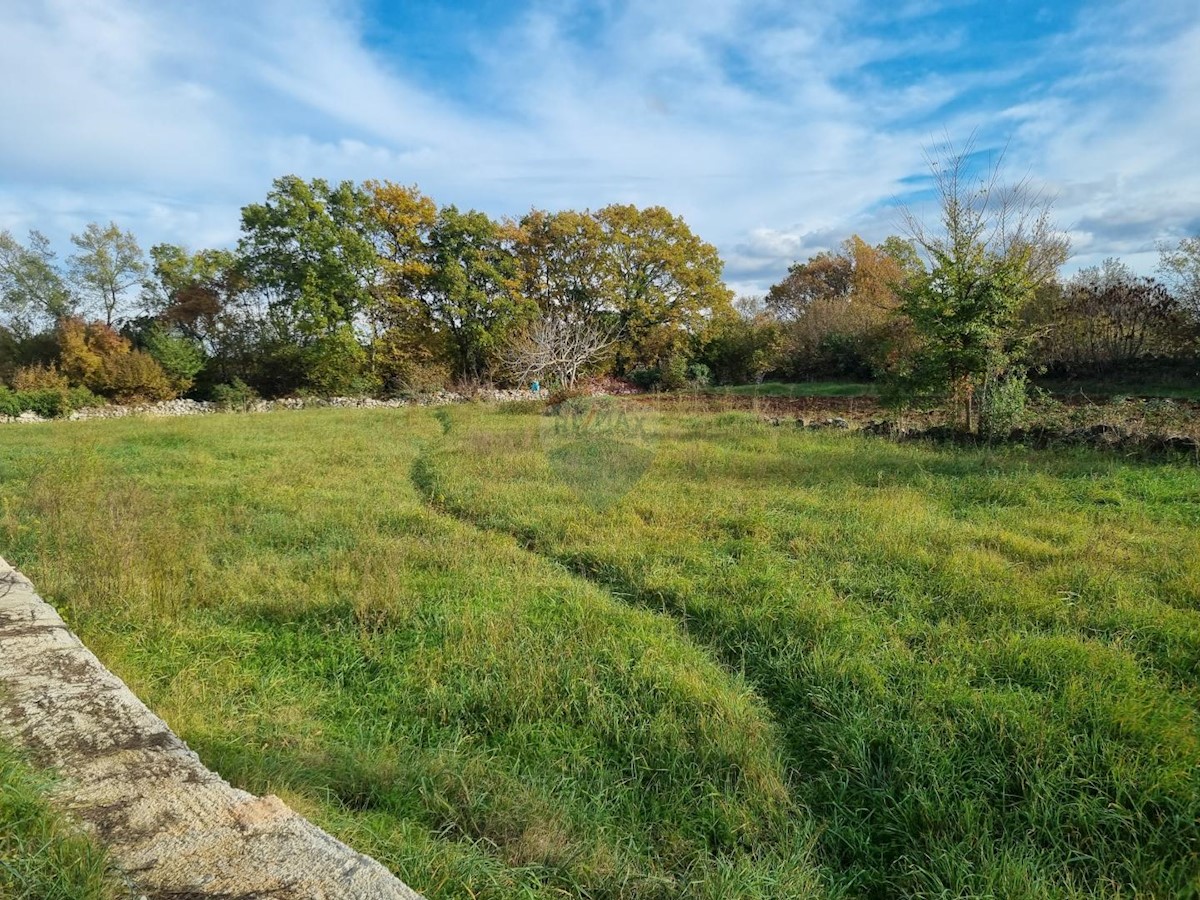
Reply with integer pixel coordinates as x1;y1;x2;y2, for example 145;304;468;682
513;209;614;323
361;181;443;388
143;244;258;391
0;230;73;336
69;222;147;326
1157;235;1200;314
420;205;531;380
501;316;617;388
767;236;912;379
766;250;852;323
594;204;734;372
696;296;783;385
143;324;205;394
891;137;1069;433
1038;260;1192;372
238;176;377;338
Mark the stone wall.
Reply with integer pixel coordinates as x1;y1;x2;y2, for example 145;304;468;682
1;389;544;424
0;556;426;899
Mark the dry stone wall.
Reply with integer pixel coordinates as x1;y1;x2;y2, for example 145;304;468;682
0;556;426;899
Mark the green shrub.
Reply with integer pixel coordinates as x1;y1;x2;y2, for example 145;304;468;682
0;386;21;417
0;384;103;418
627;368;661;391
302;327;378;396
143;326;205;394
979;372;1029;439
14;389;68;418
211;378;258;411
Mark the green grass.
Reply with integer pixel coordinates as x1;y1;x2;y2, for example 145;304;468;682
1;406;1199;898
0;745;124;899
1034;376;1200;401
706;381;876;398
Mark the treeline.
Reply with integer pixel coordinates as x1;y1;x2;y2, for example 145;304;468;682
761;237;1200;382
0;177;736;409
2;170;1199;419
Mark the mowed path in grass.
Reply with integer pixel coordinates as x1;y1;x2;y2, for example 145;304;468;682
0;409;820;900
418;406;1200;898
1;406;1199;898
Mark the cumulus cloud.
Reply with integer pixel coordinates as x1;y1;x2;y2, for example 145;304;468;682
0;0;1196;291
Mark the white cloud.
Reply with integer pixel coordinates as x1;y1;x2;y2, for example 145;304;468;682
0;0;1196;290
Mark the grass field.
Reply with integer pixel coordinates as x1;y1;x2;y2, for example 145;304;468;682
1033;377;1200;402
705;381;877;398
1;403;1198;898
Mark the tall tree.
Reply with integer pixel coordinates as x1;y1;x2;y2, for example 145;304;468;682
69;221;147;326
513;209;614;323
594;204;733;372
766;250;853;323
238;176;377;339
1157;234;1200;314
361;181;442;386
421;206;531;380
0;229;73;336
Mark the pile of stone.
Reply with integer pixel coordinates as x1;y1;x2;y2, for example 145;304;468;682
0;388;550;425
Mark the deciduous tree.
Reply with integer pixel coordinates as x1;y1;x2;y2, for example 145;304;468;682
594;204;733;372
1157;234;1200;314
891;137;1069;432
69;222;146;326
420;206;532;380
501;316;617;388
0;230;73;336
238;176;377;338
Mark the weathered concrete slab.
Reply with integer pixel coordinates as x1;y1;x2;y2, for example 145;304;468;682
0;556;425;900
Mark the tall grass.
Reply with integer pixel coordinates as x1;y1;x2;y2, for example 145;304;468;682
416;406;1200;898
1;406;1198;897
0;410;827;899
0;745;124;899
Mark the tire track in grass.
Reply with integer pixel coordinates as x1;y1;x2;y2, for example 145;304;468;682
411;420;1200;899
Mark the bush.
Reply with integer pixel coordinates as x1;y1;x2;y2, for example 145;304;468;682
627;368;661;391
56;318;178;403
15;388;69;418
11;364;70;392
100;351;177;403
0;377;102;419
302;327;378;396
658;354;690;391
0;386;20;417
143;326;204;394
686;362;712;389
211;378;259;411
979;372;1029;440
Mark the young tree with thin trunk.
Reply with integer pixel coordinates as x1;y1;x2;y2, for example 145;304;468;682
69;222;147;327
0;229;73;336
890;137;1069;434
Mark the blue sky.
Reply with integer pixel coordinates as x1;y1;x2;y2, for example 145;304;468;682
1;0;1197;294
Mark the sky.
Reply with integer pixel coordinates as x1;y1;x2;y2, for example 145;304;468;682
0;0;1197;296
